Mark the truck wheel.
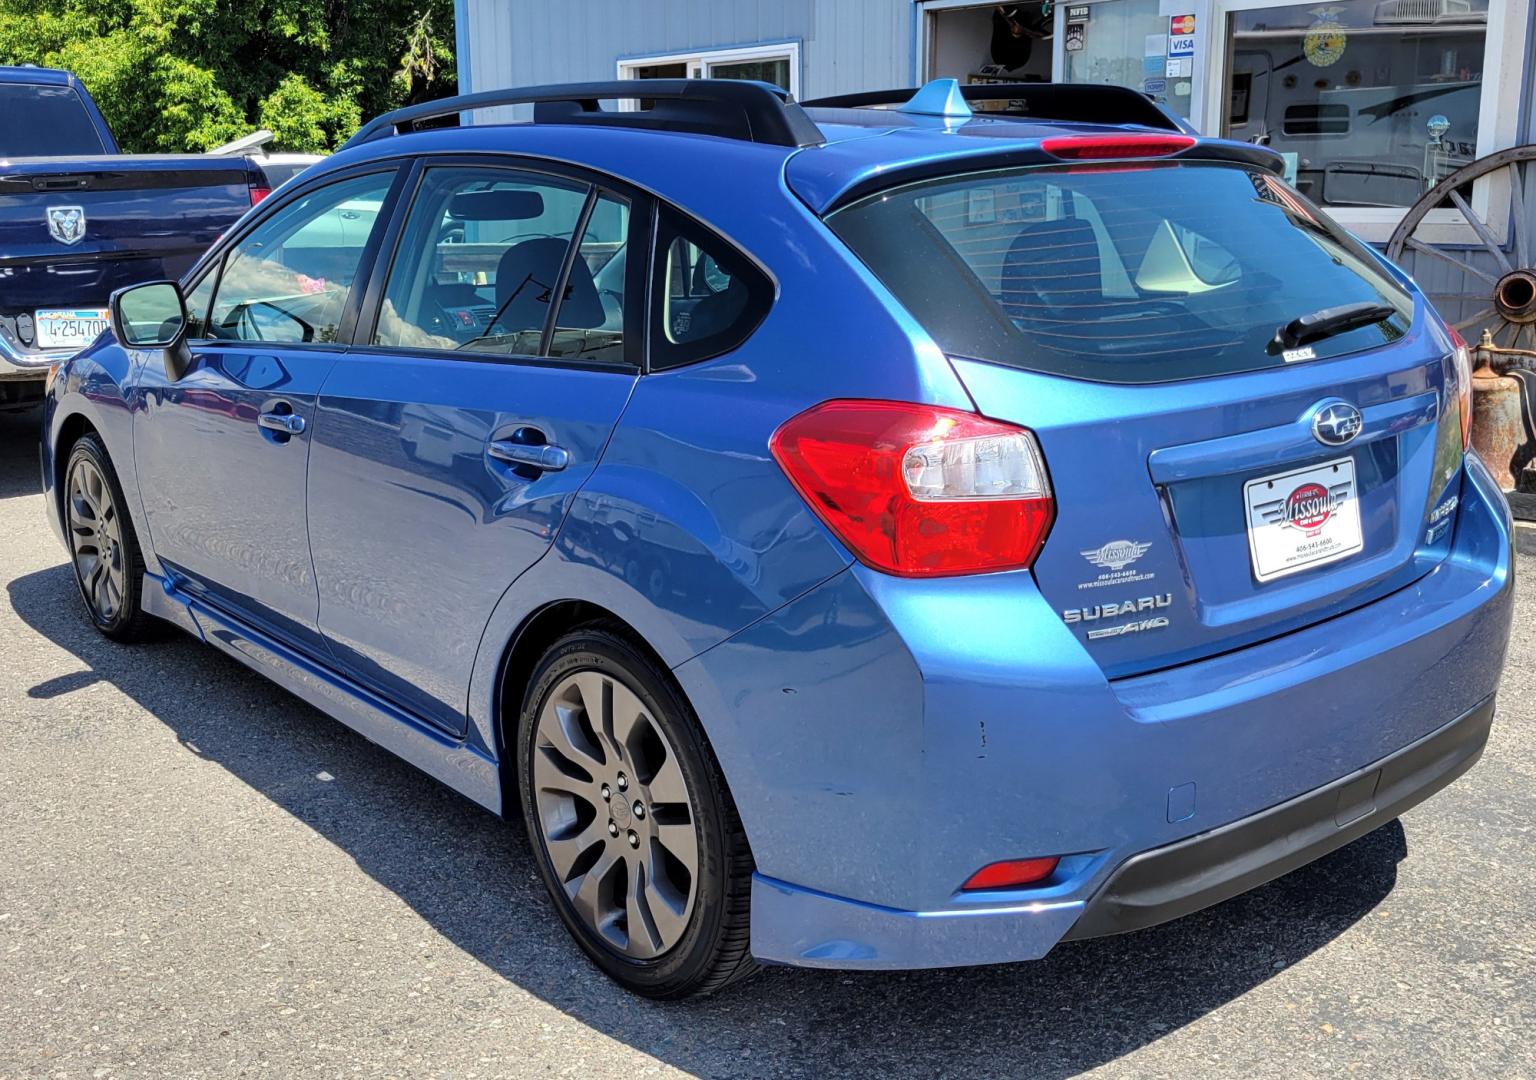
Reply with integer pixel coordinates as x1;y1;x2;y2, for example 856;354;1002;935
516;628;758;999
64;434;155;643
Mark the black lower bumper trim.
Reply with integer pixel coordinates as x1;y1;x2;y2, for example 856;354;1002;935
1064;695;1496;941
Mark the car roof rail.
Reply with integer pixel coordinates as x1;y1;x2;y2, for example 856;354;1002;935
342;79;827;151
802;82;1183;133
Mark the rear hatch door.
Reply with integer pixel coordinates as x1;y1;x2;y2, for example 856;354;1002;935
827;157;1465;677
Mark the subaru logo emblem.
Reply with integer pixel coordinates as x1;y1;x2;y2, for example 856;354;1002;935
1311;401;1362;447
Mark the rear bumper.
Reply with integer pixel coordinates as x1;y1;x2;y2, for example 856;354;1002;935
681;453;1514;971
750;694;1494;968
1062;693;1494;941
0;332;70;380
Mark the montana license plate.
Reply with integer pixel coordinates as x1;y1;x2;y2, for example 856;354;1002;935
1243;457;1363;583
35;307;110;350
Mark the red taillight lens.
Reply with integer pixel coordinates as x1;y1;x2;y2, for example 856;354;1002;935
1448;327;1473;451
249;186;272;206
1040;134;1196;160
963;857;1060;890
769;400;1055;577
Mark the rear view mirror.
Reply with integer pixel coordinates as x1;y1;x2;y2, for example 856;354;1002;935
447;189;544;221
110;281;188;350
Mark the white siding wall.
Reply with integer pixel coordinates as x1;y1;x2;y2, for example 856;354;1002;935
457;0;1535;299
458;0;911;99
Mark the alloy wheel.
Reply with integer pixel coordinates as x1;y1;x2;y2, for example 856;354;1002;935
67;457;126;623
531;670;700;960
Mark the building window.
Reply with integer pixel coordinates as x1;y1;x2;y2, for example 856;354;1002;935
1224;0;1487;209
617;42;801;99
1208;0;1528;242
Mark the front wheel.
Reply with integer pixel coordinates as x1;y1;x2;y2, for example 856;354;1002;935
516;628;757;999
64;434;155;643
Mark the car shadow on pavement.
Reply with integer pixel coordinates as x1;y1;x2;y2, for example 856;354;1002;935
0;406;44;501
8;563;1408;1079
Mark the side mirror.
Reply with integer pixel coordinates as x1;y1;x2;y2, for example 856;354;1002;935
109;280;192;380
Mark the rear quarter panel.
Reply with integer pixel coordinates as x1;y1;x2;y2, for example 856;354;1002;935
459;124;976;766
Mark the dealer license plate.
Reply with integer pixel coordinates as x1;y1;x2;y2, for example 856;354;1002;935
1243;457;1363;583
35;308;110;350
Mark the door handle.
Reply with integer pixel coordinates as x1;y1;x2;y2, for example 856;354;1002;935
258;411;306;436
487;439;569;472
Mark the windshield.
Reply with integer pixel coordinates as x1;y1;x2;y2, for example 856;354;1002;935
827;161;1413;383
0;84;108;156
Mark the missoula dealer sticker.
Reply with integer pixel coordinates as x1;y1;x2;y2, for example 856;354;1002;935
1077;539;1157;590
1243;457;1363;583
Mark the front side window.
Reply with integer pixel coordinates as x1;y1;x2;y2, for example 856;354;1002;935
1224;0;1488;208
182;272;217;341
829;161;1412;384
375;166;628;361
206;172;394;345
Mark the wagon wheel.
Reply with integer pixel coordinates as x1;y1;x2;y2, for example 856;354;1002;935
1386;144;1536;357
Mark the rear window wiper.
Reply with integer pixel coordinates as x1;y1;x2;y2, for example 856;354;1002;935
1270;301;1396;353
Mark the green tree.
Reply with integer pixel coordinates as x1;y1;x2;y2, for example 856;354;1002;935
0;0;456;152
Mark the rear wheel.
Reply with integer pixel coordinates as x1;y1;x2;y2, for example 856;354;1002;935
64;434;155;643
516;628;757;999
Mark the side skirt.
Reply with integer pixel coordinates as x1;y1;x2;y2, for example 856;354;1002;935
143;572;503;814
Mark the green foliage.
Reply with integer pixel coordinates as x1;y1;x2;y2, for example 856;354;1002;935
0;0;456;152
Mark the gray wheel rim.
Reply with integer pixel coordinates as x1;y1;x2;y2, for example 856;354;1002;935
532;670;700;959
67;457;126;622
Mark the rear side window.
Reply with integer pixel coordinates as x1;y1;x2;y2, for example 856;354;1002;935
0;84;107;156
375;165;630;363
827;162;1412;384
650;208;772;370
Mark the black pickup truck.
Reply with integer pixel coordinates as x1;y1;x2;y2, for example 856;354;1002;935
0;65;267;406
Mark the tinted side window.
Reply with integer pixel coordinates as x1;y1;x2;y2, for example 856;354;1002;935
650;208;772;370
374;166;598;358
208;172;393;345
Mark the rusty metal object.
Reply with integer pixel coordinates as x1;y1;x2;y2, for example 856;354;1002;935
1469;330;1536;491
1494;269;1536;324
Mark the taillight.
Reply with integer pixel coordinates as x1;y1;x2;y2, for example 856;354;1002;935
1040;134;1196;160
769;400;1055;577
962;857;1060;890
1448;328;1473;452
249;186;272;206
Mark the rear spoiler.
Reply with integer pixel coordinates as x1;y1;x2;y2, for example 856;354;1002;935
803;81;1188;134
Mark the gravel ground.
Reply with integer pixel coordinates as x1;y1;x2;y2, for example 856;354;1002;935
1;405;1532;1079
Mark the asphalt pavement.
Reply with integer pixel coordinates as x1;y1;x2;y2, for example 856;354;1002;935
1;405;1533;1079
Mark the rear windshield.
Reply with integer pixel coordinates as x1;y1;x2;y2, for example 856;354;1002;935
827;161;1412;384
0;84;108;156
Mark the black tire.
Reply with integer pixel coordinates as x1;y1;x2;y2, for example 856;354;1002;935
62;433;157;643
516;627;758;999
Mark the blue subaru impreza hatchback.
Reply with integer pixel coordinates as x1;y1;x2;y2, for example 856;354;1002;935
42;79;1514;998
